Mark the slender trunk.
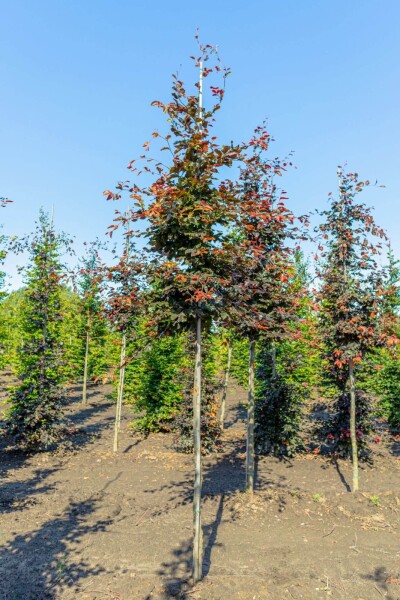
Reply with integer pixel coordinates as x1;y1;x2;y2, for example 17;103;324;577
192;57;204;584
246;340;256;493
192;317;203;583
113;332;127;452
271;342;277;380
82;329;90;405
220;342;232;429
349;358;359;493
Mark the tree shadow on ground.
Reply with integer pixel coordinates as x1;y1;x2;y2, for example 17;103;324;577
333;459;351;492
0;462;60;514
155;497;225;600
150;399;291;598
362;566;395;600
0;430;63;514
0;390;113;515
223;386;246;429
66;397;115;451
0;475;121;600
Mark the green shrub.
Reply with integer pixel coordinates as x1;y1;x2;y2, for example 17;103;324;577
255;374;306;457
125;332;188;432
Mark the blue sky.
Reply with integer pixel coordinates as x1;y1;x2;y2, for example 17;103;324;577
1;0;399;286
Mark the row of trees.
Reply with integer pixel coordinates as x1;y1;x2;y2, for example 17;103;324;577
1;43;399;582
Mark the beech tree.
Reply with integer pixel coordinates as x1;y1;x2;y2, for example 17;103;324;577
106;43;242;582
76;242;108;404
225;127;303;492
255;253;318;457
316;167;397;492
106;237;143;452
6;211;70;450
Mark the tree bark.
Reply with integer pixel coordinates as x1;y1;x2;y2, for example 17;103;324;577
349;358;359;493
220;342;232;429
113;332;126;452
246;340;256;493
192;317;203;583
82;329;90;405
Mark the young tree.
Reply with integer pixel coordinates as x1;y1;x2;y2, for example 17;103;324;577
6;211;70;451
106;237;143;452
76;242;109;404
225;127;303;492
316;167;397;492
255;253;318;458
106;43;242;582
58;286;85;383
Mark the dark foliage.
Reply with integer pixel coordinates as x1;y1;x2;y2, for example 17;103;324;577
324;391;375;460
6;211;70;451
255;373;306;457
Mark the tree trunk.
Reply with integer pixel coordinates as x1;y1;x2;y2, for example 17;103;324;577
82;330;90;405
349;358;359;493
192;317;203;583
113;332;126;453
220;342;232;429
246;340;256;493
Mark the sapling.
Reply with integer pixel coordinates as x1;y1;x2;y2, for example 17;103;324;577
105;42;242;581
317;167;397;492
6;210;71;450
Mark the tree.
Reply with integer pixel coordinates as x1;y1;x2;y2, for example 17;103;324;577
76;242;109;404
225;126;303;492
106;42;242;582
316;167;397;492
124;325;188;432
0;286;82;377
106;236;144;451
253;254;318;458
6;211;70;451
58;286;85;383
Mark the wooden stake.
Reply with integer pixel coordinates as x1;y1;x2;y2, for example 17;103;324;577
113;221;130;452
246;340;256;493
192;316;203;583
113;332;126;452
349;358;359;492
192;56;205;585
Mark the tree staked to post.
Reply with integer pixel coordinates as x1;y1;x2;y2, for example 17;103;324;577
105;41;243;582
317;167;398;492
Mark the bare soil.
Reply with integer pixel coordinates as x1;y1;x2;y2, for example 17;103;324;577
0;378;399;600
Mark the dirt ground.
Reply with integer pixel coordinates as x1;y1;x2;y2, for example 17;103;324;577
1;378;400;600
